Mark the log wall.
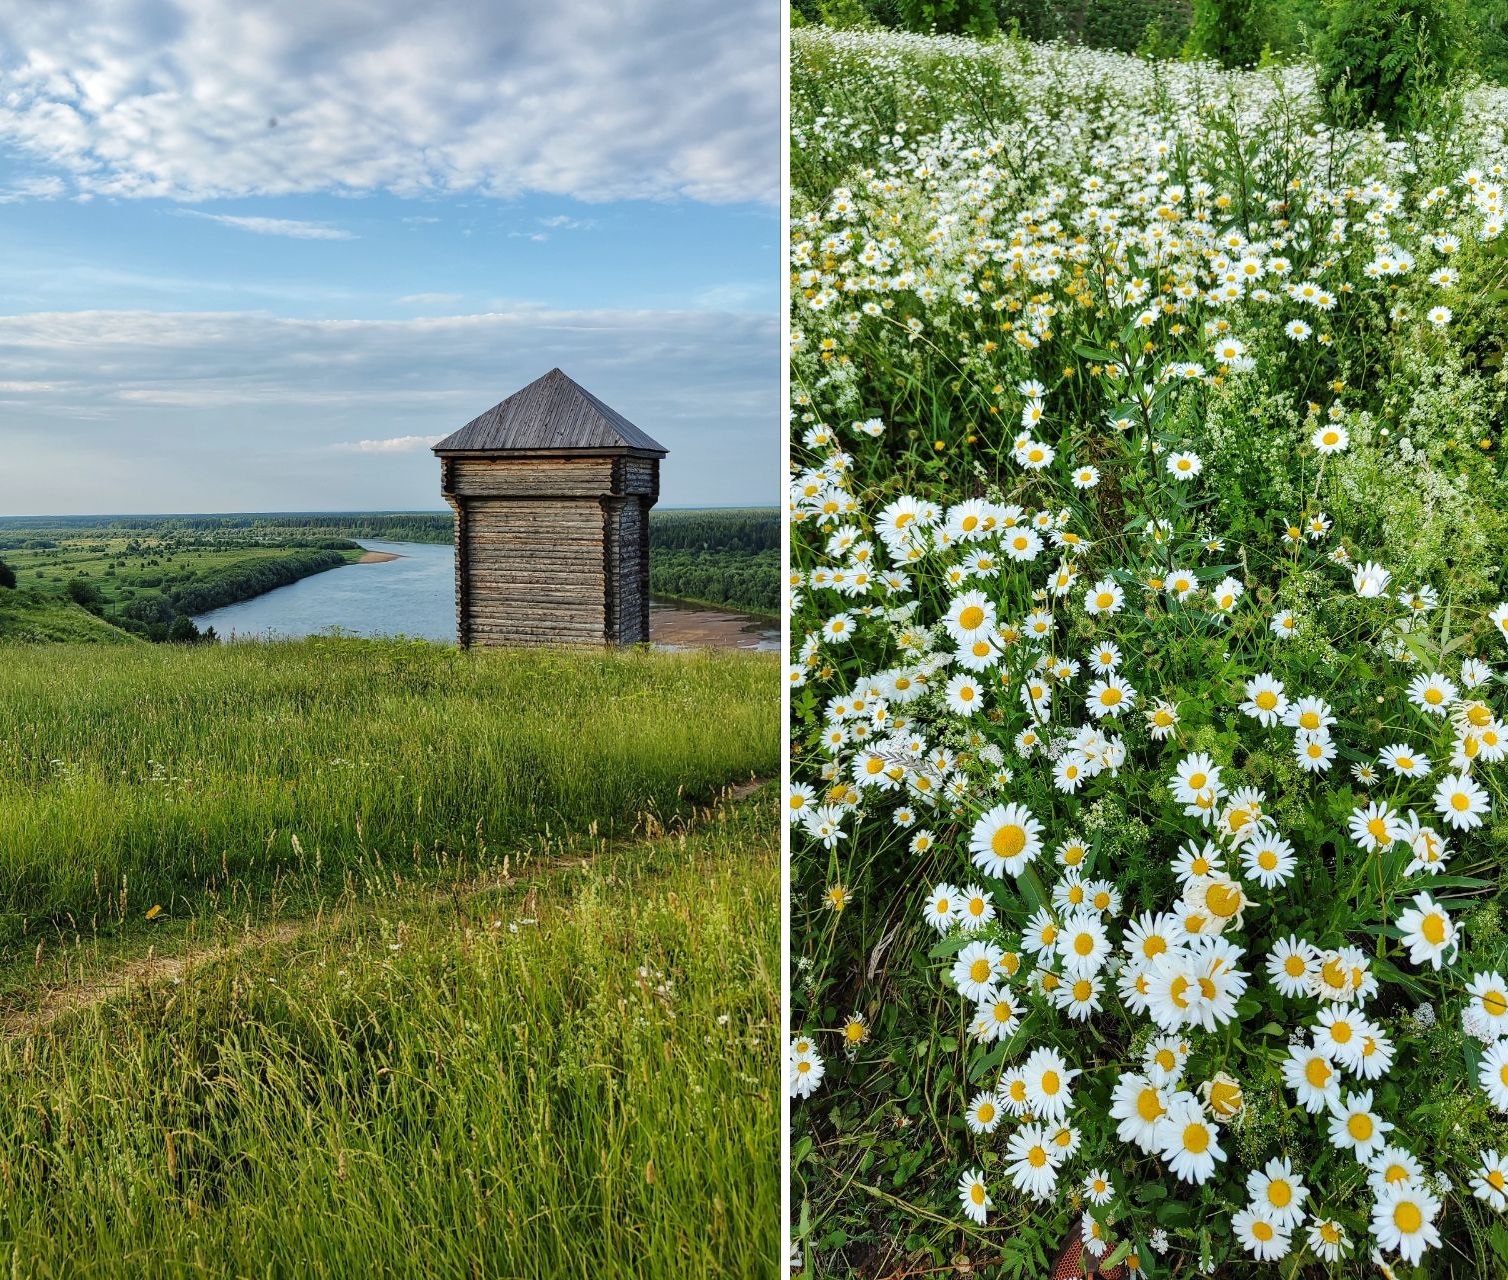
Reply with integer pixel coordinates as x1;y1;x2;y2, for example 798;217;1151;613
442;452;659;648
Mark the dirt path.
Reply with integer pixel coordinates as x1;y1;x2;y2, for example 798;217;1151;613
2;777;769;1040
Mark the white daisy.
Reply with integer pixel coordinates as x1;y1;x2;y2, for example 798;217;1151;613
1326;1089;1393;1159
923;882;963;933
1110;1072;1167;1153
969;802;1044;878
958;1168;991;1224
1433;772;1490;831
1022;1045;1080;1122
1283;1043;1340;1113
1370;1179;1441;1265
1481;1039;1508;1111
1241;673;1288;726
1156;1094;1225;1184
1267;935;1318;998
1396;892;1458;969
1467;972;1508;1041
965;1090;1003;1135
1232;1204;1292;1262
1473;1149;1508;1212
1003;1123;1061;1201
951;939;1006;1001
1247;1156;1309;1230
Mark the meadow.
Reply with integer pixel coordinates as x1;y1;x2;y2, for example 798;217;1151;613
0;638;779;1277
0;639;776;948
790;28;1508;1280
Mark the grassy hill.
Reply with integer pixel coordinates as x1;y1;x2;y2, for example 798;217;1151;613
0;587;138;645
0;638;779;1277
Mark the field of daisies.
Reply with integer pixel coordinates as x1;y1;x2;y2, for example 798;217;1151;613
788;26;1508;1280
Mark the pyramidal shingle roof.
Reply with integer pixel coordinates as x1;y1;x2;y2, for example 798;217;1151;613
431;368;667;455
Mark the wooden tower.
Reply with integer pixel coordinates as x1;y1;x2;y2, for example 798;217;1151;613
432;369;667;648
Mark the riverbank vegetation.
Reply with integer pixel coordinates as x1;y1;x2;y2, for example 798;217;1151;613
0;524;362;642
0;641;779;1277
0;507;781;624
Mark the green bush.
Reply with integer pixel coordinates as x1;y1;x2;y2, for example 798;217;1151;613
1186;0;1265;65
896;0;998;35
1315;0;1473;130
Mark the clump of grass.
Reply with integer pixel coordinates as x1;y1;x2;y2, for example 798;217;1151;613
0;797;779;1279
0;638;777;949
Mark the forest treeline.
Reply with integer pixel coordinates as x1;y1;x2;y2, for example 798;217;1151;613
793;0;1508;91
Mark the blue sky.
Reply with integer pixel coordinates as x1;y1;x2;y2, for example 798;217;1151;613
0;1;779;514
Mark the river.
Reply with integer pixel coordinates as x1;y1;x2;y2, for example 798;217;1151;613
192;540;779;651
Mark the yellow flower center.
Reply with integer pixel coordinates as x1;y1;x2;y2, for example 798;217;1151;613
1206;882;1242;918
993;824;1027;858
958;605;985;630
1182;1124;1209;1155
1393;1202;1422;1234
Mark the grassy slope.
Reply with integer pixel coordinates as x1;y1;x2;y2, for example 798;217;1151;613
0;639;778;952
0;587;137;644
0;794;779;1279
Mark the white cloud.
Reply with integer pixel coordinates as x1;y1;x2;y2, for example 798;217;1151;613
181;211;356;239
331;435;443;453
0;1;778;206
397;292;463;307
0;305;777;511
0;175;65;203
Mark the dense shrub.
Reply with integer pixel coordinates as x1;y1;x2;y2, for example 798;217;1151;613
1314;0;1470;129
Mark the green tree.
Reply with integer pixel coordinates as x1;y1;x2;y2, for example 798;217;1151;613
1187;0;1265;65
167;615;202;644
65;577;104;612
896;0;998;35
0;559;15;590
1315;0;1473;131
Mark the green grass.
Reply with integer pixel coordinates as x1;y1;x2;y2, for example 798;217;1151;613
0;587;140;645
0;794;779;1279
0;638;778;953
